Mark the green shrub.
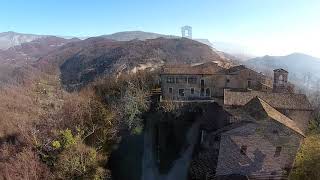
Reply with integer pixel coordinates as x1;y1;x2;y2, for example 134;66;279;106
289;135;320;180
60;129;76;148
52;141;61;149
55;142;104;179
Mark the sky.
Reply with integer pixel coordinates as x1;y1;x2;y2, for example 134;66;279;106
1;0;320;57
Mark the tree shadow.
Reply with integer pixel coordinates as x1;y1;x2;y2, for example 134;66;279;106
108;134;144;180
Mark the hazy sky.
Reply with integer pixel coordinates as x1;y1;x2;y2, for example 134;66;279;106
1;0;320;57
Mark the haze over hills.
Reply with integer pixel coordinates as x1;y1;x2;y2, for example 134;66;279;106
246;53;320;91
0;36;79;84
0;36;79;64
0;31;83;51
0;31;47;50
212;41;255;60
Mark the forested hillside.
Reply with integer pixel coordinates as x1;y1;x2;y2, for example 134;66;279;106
0;36;227;179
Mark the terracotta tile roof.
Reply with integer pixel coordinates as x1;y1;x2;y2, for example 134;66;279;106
225;65;247;73
244;97;305;136
207;121;253;136
218;65;267;78
224;90;313;111
161;61;225;75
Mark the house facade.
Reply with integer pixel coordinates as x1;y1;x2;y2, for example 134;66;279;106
160;62;273;100
160;62;225;100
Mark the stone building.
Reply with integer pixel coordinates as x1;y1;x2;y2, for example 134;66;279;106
160;63;272;100
221;65;272;92
160;62;225;100
189;97;307;180
160;62;313;179
215;98;304;179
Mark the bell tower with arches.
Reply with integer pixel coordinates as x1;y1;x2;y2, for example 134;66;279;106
273;68;289;93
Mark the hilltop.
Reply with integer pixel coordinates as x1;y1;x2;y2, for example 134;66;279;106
37;37;229;90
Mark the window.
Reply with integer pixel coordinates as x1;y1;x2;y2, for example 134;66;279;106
176;77;187;84
169;87;173;93
190;88;195;94
167;77;175;83
188;77;197;84
248;80;252;88
274;146;282;157
179;89;185;96
240;145;247;155
200;79;205;86
200;88;205;96
226;79;230;83
206;88;210;97
214;136;220;142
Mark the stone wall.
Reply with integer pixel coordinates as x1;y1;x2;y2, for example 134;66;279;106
226;69;265;90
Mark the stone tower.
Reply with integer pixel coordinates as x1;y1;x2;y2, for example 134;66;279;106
273;68;289;93
181;26;192;39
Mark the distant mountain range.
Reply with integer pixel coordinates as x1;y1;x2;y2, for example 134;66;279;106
0;31;47;50
0;31;248;60
0;36;79;63
246;53;320;91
